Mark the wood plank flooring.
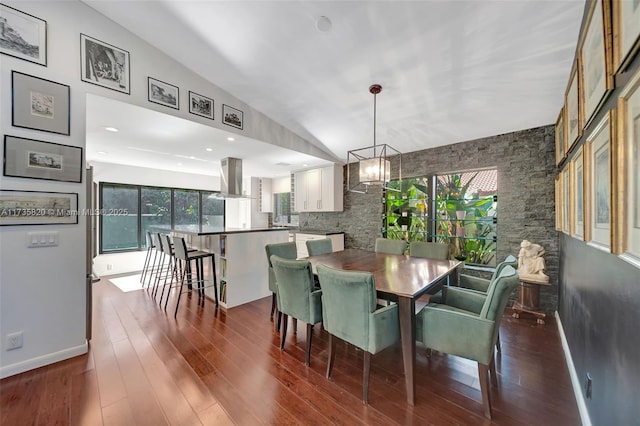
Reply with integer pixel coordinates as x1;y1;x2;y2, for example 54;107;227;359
0;275;581;425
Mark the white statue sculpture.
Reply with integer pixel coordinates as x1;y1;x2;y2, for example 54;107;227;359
517;240;549;284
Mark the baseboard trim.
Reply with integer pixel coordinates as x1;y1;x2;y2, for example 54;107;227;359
555;311;591;426
0;341;88;379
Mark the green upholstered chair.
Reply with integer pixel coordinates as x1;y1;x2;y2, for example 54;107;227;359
374;238;407;255
417;265;519;419
265;242;298;326
306;238;333;256
316;264;400;404
459;255;518;292
409;241;449;260
270;255;323;366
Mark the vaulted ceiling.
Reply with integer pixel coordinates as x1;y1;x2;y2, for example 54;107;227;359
84;0;585;176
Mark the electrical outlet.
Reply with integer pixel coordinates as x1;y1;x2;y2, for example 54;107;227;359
106;264;113;271
6;331;23;350
585;373;592;399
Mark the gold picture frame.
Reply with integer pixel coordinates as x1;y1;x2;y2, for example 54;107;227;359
585;110;615;251
562;163;572;235
578;0;614;129
612;0;640;73
555;108;566;166
616;68;640;262
572;147;585;240
565;61;582;153
555;174;563;231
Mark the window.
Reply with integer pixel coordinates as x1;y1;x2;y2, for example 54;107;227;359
99;183;224;253
384;168;497;266
100;184;139;252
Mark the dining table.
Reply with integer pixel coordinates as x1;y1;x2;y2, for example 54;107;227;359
305;248;461;406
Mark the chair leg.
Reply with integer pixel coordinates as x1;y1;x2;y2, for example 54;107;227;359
141;247;152;284
280;314;288;350
276;310;282;333
292;318;297;334
490;355;498;387
478;363;492;420
363;352;371;405
211;255;218;306
270;293;277;319
305;323;313;366
496;332;501;354
326;334;336;379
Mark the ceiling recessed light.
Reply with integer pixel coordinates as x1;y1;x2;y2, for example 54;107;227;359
206;148;213;152
227;137;235;141
189;156;196;159
177;162;182;166
303;164;309;167
97;151;108;155
104;126;119;132
316;16;332;32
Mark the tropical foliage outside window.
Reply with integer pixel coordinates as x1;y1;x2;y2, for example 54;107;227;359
384;169;497;266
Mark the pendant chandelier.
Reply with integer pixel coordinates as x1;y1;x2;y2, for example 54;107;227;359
347;84;401;193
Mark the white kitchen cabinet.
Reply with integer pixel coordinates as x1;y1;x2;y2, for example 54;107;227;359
294;164;343;212
295;232;345;258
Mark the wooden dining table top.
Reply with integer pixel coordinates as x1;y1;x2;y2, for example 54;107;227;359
305;248;461;298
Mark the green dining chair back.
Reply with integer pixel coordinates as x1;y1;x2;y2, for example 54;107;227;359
317;264;400;404
409;241;449;260
270;255;322;366
265;242;297;323
306;238;333;256
459;255;518;293
374;238;407;255
417;265;519;419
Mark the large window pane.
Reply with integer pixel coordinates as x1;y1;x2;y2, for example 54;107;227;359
101;184;139;252
141;187;171;248
174;189;199;232
201;192;225;232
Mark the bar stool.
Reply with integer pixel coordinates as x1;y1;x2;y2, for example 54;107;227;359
156;234;179;304
144;233;165;289
140;231;156;285
169;236;218;317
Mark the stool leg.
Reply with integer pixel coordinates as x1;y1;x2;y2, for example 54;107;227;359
141;246;152;285
211;255;218;306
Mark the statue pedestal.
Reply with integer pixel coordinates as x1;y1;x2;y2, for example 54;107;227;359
512;278;550;324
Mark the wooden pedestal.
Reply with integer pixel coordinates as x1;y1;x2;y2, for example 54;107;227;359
512;279;550;324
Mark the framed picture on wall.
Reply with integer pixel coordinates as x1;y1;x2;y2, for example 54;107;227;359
579;0;613;128
565;64;581;152
618;68;640;261
555;108;565;166
148;77;179;109
222;104;243;130
586;113;612;251
555;174;563;231
3;135;82;183
571;147;584;240
0;4;47;66
612;0;640;72
189;91;214;119
12;71;70;135
0;190;78;226
80;34;130;94
562;165;571;235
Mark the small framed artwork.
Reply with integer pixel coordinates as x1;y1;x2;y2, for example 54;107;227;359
148;77;179;109
571;147;584;240
80;34;130;94
0;4;47;66
3;135;82;183
579;0;613;128
555;174;562;231
223;104;243;130
555;108;565;166
12;71;70;135
612;0;640;72
618;68;640;261
586;113;612;251
189;91;214;119
0;190;78;226
565;64;581;152
562;165;572;235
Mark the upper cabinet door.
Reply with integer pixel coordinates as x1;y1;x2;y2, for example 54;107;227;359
294;164;344;212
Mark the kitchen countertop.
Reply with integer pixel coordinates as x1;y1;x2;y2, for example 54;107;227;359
171;227;291;236
290;229;345;235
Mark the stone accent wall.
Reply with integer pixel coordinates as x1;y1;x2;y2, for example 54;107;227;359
299;124;558;312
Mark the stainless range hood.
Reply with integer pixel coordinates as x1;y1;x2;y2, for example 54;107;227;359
216;157;253;199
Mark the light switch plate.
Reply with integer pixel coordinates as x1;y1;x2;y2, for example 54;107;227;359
27;231;59;247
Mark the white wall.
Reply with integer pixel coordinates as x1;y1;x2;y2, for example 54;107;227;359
0;0;316;378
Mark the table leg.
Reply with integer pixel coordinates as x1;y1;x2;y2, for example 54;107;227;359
397;296;416;406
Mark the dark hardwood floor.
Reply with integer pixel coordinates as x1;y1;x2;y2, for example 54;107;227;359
0;275;581;425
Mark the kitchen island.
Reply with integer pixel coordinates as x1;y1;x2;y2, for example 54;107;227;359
171;227;289;309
